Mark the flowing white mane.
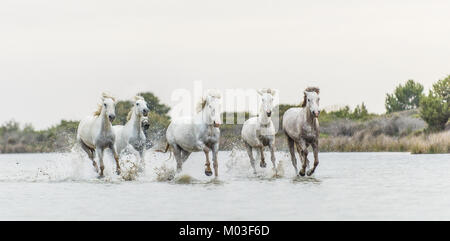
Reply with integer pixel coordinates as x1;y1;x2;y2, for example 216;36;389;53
94;93;116;116
258;88;276;96
196;90;222;113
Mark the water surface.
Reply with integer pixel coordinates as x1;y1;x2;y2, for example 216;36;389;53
0;151;448;220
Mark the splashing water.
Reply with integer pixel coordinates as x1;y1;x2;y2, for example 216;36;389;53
1;152;450;220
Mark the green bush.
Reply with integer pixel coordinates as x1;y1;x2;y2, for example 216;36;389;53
385;80;424;113
420;77;450;131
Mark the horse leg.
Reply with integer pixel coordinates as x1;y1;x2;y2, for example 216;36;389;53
180;150;191;163
212;143;219;177
296;142;307;176
259;147;266;168
203;146;213;176
96;147;105;177
286;135;298;174
80;140;98;173
268;141;277;172
136;149;145;172
110;145;121;175
244;142;257;174
172;145;183;173
307;142;319;176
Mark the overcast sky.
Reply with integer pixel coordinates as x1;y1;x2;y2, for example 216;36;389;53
1;0;449;129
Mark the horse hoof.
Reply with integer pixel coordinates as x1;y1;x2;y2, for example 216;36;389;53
260;162;267;168
205;170;213;176
98;174;105;179
299;170;306;177
116;169;121;175
307;170;314;176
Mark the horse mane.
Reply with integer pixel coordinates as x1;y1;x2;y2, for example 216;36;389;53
94;93;116;116
259;88;276;96
301;87;320;107
196;90;221;113
102;93;116;102
196;99;207;113
93;105;103;116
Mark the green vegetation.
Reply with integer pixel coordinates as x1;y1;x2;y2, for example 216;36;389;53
420;76;450;131
385;80;424;113
319;103;375;123
0;78;448;154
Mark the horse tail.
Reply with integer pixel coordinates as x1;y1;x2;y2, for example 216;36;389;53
155;143;172;160
156;143;170;153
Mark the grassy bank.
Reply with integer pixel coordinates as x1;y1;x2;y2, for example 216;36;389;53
219;109;449;154
1;110;448;154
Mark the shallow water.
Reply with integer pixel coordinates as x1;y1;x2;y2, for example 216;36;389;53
0;150;449;220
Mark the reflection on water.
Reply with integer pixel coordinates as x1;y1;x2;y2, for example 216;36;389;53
0;152;449;220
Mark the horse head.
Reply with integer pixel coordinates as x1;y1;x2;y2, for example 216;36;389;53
302;87;320;118
101;93;116;122
201;90;222;128
257;89;276;118
134;96;149;118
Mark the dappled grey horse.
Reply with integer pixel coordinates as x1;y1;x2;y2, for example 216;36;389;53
282;87;321;176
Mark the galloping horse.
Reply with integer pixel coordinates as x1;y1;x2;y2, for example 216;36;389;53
77;93;121;177
113;96;149;167
282;87;321;176
241;89;277;174
163;91;222;177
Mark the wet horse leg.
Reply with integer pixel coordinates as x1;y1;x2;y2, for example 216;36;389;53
172;144;183;173
80;140;98;173
307;142;319;176
259;147;266;168
110;145;121;175
244;142;257;174
286;135;298;174
296;141;307;176
203;146;213;176
268;141;277;171
180;149;191;163
212;143;219;177
96;147;105;177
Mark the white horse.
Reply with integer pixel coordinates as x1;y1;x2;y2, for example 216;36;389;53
77;93;121;177
241;89;277;174
163;91;222;177
113;96;149;166
282;87;320;176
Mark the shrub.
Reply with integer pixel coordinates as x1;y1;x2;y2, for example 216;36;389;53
385;80;424;113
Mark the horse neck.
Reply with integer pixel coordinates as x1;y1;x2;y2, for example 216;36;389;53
304;105;319;132
194;110;213;132
258;109;271;125
99;109;112;133
127;108;142;134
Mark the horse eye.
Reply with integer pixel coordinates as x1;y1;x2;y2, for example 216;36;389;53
104;103;107;107
137;103;139;106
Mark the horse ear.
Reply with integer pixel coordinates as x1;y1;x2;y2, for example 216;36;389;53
257;89;263;96
270;89;277;96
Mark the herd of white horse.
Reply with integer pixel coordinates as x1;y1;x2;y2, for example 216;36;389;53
76;87;321;178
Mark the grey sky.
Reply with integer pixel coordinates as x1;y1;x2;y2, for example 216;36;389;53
1;0;449;129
